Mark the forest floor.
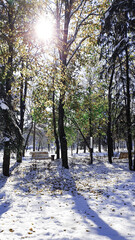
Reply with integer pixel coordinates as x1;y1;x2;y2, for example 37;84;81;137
0;151;135;240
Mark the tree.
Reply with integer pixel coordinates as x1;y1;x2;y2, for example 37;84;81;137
50;0;108;168
0;0;40;175
0;0;17;175
31;62;60;158
99;0;135;169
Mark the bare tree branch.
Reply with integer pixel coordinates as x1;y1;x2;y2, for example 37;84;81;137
67;11;98;49
67;35;90;65
70;0;87;18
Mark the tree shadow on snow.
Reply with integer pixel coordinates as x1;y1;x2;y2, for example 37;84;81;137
0;195;11;217
56;161;127;240
0;161;20;218
12;157;132;240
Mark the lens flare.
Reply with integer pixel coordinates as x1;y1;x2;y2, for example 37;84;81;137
35;17;54;42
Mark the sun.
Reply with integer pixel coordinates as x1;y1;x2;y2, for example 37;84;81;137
35;16;54;43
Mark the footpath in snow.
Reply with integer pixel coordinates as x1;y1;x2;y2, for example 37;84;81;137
0;152;135;240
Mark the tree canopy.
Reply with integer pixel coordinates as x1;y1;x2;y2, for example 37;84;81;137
0;0;134;176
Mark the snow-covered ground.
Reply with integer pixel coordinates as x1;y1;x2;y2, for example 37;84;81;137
0;151;135;240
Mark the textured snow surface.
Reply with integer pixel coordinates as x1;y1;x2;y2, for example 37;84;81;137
0;152;135;240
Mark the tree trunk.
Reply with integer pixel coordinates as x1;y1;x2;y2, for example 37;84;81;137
58;97;68;168
20;76;25;133
84;143;86;153
56;0;70;169
89;138;93;164
88;82;93;164
125;45;132;170
33;122;36;151
55;0;92;167
98;134;101;152
23;122;33;156
52;89;60;159
71;117;90;151
3;142;10;176
55;137;60;159
17;148;22;163
133;139;135;171
107;121;113;164
3;6;13;175
17;65;28;162
76;143;79;154
107;66;115;164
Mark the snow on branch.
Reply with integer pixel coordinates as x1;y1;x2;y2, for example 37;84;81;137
0;99;9;110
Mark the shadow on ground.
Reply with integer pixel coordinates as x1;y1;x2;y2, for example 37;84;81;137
11;157;134;240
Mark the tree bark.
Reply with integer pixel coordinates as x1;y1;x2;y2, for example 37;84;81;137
52;89;60;159
20;75;27;132
33;122;36;151
3;142;10;177
58;97;69;168
98;134;101;152
133;139;135;171
57;1;70;169
17;63;28;162
76;143;79;154
125;45;132;170
88;81;93;164
107;66;115;164
17;148;22;163
3;5;13;176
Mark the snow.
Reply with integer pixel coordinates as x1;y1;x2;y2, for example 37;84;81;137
0;151;135;240
0;99;9;110
3;137;10;142
105;10;109;19
113;38;129;53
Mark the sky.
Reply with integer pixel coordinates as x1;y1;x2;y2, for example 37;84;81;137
0;151;135;240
